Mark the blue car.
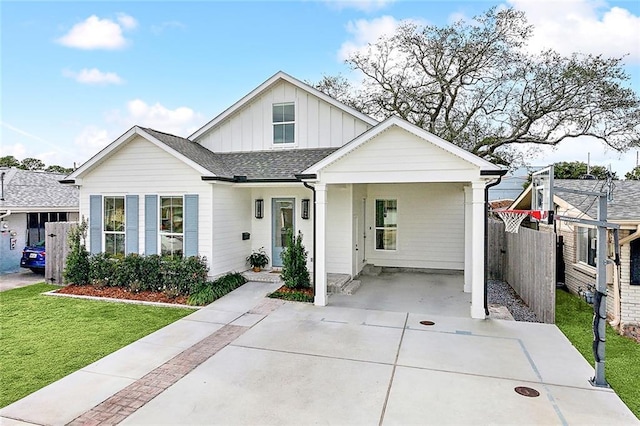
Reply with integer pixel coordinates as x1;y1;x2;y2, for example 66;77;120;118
20;241;46;273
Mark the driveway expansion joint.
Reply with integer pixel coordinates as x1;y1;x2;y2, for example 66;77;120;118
66;297;284;426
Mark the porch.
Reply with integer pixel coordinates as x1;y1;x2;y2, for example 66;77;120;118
329;270;471;317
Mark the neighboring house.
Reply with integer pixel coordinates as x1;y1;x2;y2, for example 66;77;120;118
0;168;79;274
510;179;640;340
63;71;504;318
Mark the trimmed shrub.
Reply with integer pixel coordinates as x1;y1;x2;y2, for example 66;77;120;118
114;253;143;289
64;219;90;285
281;230;310;289
89;253;119;287
139;255;163;292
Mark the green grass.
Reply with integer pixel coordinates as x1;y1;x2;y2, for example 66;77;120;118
556;290;640;417
0;284;192;408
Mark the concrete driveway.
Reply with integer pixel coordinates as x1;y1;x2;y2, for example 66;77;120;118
0;270;46;292
1;281;637;425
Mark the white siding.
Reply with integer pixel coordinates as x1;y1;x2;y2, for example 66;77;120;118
249;186;315;271
326;185;352;275
196;81;373;152
320;126;479;183
211;184;252;275
365;183;466;270
79;136;214;272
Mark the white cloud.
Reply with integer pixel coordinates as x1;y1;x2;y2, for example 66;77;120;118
63;68;124;85
150;21;186;35
123;100;201;136
57;14;137;50
508;0;640;62
326;0;396;12
338;15;403;60
74;126;112;159
0;142;27;159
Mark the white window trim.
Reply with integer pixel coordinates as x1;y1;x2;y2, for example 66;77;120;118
272;102;296;146
575;226;597;269
374;198;398;252
158;195;184;257
103;195;126;255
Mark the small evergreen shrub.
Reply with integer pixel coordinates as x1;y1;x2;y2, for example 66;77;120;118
89;253;119;287
64;219;90;285
281;230;310;289
114;253;143;289
139;255;163;292
268;289;314;303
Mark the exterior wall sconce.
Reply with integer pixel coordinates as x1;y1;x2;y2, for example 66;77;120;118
255;199;264;219
301;199;310;220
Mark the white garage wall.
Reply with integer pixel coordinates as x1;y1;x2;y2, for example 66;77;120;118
365;183;465;270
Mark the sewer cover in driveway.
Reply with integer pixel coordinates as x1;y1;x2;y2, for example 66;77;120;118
419;320;435;326
514;386;540;397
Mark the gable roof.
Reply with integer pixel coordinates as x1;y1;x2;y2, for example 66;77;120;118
0;168;78;211
67;126;218;180
511;179;640;221
302;116;503;175
188;71;378;141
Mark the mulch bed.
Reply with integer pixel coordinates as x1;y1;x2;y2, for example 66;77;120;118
272;285;314;297
56;285;189;305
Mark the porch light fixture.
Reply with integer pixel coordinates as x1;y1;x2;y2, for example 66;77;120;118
255;199;264;219
301;199;310;220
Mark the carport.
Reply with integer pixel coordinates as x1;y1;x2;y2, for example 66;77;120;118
300;117;504;319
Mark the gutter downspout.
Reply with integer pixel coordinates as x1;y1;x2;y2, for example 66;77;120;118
0;210;11;220
484;176;504;316
1;171;5;201
303;182;316;298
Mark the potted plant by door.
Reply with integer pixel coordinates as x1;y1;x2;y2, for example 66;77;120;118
246;248;269;272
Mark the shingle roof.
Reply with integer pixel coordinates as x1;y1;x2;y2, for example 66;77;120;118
143;127;339;180
0;168;79;210
555;179;640;221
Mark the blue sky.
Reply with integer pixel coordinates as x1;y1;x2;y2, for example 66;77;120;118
2;0;639;176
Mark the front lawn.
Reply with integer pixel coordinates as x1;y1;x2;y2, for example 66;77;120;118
556;289;640;418
0;284;192;408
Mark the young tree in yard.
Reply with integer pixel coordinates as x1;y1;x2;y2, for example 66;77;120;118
313;7;640;166
626;166;640;180
281;231;310;289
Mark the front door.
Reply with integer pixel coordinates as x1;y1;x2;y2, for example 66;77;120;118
272;198;295;267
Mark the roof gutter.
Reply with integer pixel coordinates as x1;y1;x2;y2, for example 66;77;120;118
202;174;318;183
484;174;504;316
619;225;640;246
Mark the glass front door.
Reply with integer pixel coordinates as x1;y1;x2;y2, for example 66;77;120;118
272;198;295;267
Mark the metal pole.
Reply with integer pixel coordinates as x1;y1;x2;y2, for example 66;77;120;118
591;194;608;387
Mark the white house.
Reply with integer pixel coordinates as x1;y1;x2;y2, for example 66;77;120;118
64;71;504;319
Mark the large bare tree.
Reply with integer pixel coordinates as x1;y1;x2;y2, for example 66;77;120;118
314;8;640;165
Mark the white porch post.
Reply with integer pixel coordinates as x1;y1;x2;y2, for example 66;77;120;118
314;184;327;306
470;181;486;319
463;185;472;293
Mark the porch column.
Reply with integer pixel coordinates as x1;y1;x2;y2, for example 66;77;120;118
314;183;327;306
470;181;486;319
463;185;472;293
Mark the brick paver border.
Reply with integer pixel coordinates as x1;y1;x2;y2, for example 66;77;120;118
67;298;284;426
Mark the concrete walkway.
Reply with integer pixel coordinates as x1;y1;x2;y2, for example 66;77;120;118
0;270;46;292
1;281;637;425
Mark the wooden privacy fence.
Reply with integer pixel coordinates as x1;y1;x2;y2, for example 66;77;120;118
45;222;77;285
488;219;556;323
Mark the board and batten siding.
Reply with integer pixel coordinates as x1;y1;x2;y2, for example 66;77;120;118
195;81;372;152
365;183;466;270
320;126;480;184
79;135;214;268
